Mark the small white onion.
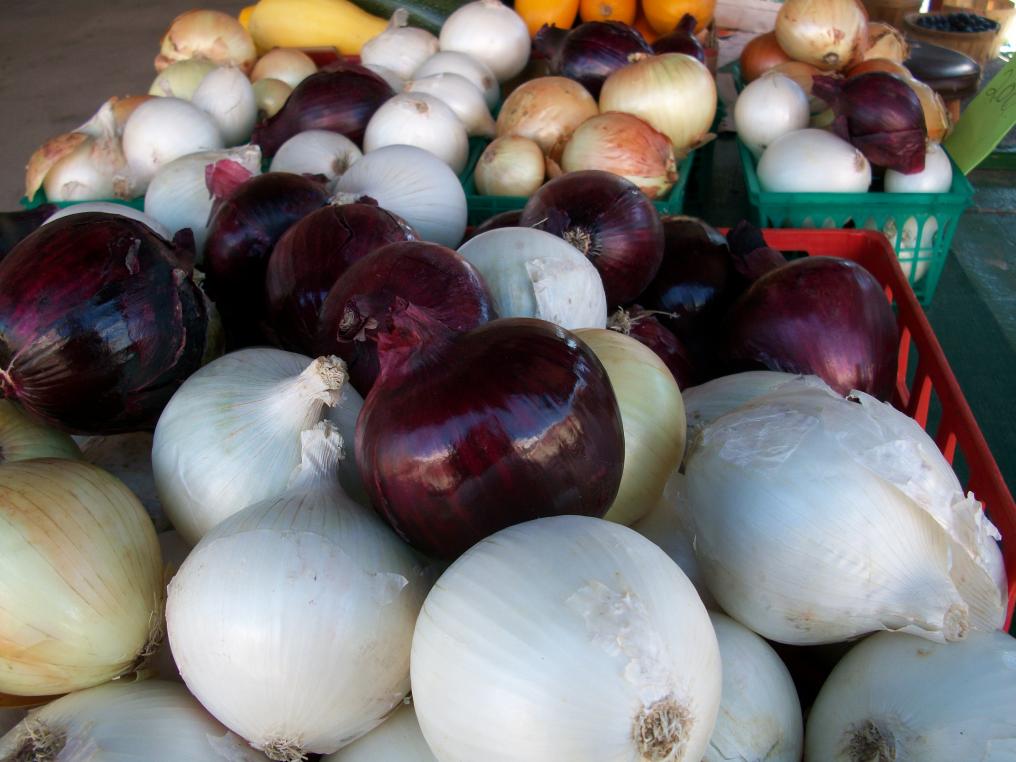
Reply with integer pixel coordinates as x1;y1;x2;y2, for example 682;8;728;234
406;72;496;138
364;63;406;92
148;58;218;99
735;73;811;158
269;130;362;181
44;202;172;239
363;93;469;174
457;227;607;329
361;9;440;81
868;215;940;283
251;47;317;88
253;77;292;118
323;702;437;761
191;66;258;146
122;97;224;189
885;142;953;193
757;128;871;193
473;135;545;196
438;0;531;82
413;50;500;109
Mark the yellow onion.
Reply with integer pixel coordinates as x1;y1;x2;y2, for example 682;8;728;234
740;31;793;83
770;61;829;115
0;401;81;464
148;58;218;100
864;22;909;63
496;76;599;160
253;77;292;119
599;53;716;154
847;57;911;78
775;0;868;71
0;459;163;696
905;77;953;143
573;329;686;526
251;47;317;88
155;9;257;74
475;136;546;196
562;112;677;199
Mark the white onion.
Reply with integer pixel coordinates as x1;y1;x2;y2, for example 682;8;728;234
251;47;317;88
363;93;469;174
413;50;500;109
168;422;430;759
406;72;496;137
775;0;868;71
411;516;722;761
361;9;439;81
156;9;257;73
757;128;871;193
191;66;258;146
867;214;940;282
364;63;405;91
806;629;1016;760
734;73;811;158
473;135;545;196
323;702;437;761
148;58;218;99
44;202;172;239
438;0;531;82
885;142;953;193
333;145;467;247
269;130;362;180
457;227;607;329
122;97;224;189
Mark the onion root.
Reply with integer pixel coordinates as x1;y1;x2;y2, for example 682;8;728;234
635;696;692;761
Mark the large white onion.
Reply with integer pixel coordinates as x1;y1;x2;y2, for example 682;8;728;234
885;142;953;193
438;0;531;82
122;97;223;189
413;51;500;109
734;73;811;158
496;76;598;159
411;516;722;761
269;130;362;180
775;0;868;71
323;702;437;761
190;66;258;146
363;93;469;174
361;9;439;81
406;72;496;138
757;128;871;193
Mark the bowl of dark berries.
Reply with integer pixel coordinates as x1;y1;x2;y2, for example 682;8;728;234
904;10;1003;64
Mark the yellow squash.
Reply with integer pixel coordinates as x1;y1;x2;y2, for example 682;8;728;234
247;0;388;55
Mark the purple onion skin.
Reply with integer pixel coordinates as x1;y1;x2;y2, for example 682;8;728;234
520;170;664;307
652;14;705;62
0;205;56;261
316;241;497;397
265;202;419;354
356;305;625;559
463;210;523;241
722;256;899;400
0;213;207;434
251;67;394;156
542;21;652;98
610;306;697;389
205;173;328;347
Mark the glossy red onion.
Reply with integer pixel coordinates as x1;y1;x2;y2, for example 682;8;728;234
519;170;664;307
813;72;927;174
0;205;55;261
356;304;625;558
251;66;394;156
317;240;496;396
0;213;208;434
608;306;696;389
652;14;706;62
538;21;652;98
464;210;523;241
721;256;899;399
204;172;328;347
265;200;418;353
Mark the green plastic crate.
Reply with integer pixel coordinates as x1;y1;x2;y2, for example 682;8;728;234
738;139;974;305
21;192;146;212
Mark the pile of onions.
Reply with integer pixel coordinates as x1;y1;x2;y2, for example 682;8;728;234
0;213;209;434
190;66;258;146
439;0;532;82
363;93;469;173
268;130;362;180
356;306;624;558
774;0;868;71
406;72;496;138
538;20;652;97
122;97;224;188
413;50;500;109
474;136;546;196
251;47;318;88
361;9;439;81
734;73;811;158
155;9;256;73
739;30;792;82
495;76;598;160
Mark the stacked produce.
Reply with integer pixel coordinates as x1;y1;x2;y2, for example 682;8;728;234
0;1;1013;761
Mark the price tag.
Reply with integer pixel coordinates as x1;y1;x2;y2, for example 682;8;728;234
945;56;1016;174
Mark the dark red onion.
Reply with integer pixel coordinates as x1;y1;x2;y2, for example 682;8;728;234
265;201;419;354
316;240;497;396
519;170;664;307
538;21;652;98
721;256;899;399
0;206;56;261
532;24;569;61
725;219;786;287
356;303;625;558
464;210;523;241
251;66;394;156
0;213;208;434
652;14;706;62
608;306;696;389
204;172;329;347
813;72;927;174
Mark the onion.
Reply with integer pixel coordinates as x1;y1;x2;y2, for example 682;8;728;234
886;141;953;192
0;213;208;434
251;66;394;156
316;240;496;396
364;63;405;91
608;306;696;388
905;76;953;143
864;21;909;63
682;369;808;441
357;307;625;558
599;52;717;154
439;0;531;82
775;0;868;71
465;209;522;239
323;702;436;761
190;66;257;146
122;97;224;189
520;170;664;307
735;73;811;158
167;422;429;759
539;20;652;97
410;516;721;758
155;9;256;73
474;135;546;196
653;13;706;61
362;9;440;81
495;76;599;160
267;202;418;354
757;128;872;193
413;50;500;109
253;77;292;119
43;201;173;238
332;145;467;248
251;47;318;87
406;72;496;138
847;57;910;78
562;112;678;199
148;58;217;99
0;459;162;695
363;93;469;174
268;129;362;180
770;60;828;114
739;31;792;82
0;400;81;464
0;206;55;261
721;256;899;399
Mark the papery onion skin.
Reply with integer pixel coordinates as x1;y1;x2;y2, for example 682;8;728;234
520;169;665;307
775;0;868;71
608;306;696;389
357;308;625;559
266;202;419;354
864;21;909;63
155;9;257;73
740;31;792;82
541;20;653;98
846;57;909;78
496;76;599;160
905;76;953;143
316;241;496;397
0;213;208;434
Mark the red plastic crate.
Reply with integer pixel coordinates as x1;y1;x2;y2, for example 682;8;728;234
757;228;1016;629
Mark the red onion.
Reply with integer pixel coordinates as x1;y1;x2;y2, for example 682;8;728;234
608;306;696;389
725;219;787;287
519;170;664;307
316;240;496;396
721;256;899;399
464;210;523;241
356;303;624;558
265;201;418;354
0;213;209;434
652;14;705;62
812;72;927;174
204;172;329;347
0;205;55;261
251;66;394;156
537;21;652;98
